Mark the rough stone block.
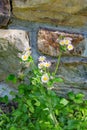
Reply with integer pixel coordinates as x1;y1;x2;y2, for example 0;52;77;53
37;29;85;57
0;29;30;81
12;0;87;26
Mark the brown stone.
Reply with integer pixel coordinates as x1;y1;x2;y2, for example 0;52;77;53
0;0;10;27
37;29;84;57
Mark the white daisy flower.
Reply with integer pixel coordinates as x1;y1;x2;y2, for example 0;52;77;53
44;61;51;68
67;44;74;51
38;56;46;62
59;40;65;46
38;62;44;69
63;39;71;45
25;50;31;56
59;39;71;46
25;46;31;51
22;54;28;61
41;73;49;83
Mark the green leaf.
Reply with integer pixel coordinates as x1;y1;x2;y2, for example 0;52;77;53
10;126;16;130
68;92;75;100
0;121;4;126
53;77;63;83
6;74;17;83
27;100;34;113
55;109;59;116
60;45;67;52
76;93;84;100
0;95;8;103
34;99;40;106
13;110;22;117
60;98;69;106
22;104;27;113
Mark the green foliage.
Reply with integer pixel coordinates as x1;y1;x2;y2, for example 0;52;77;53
0;42;87;130
6;74;17;84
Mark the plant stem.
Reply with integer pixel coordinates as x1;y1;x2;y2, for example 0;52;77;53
54;52;62;75
51;111;58;126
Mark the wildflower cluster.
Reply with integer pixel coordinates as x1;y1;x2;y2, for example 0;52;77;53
38;56;51;83
58;37;74;51
21;47;31;61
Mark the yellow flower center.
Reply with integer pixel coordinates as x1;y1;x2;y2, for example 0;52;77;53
67;44;73;50
23;55;27;60
22;55;28;61
41;74;49;83
43;76;48;81
65;40;69;45
60;41;65;45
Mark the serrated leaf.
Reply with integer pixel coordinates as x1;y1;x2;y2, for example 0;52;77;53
13;110;22;116
76;93;84;99
60;98;69;106
27;100;34;113
34;99;40;106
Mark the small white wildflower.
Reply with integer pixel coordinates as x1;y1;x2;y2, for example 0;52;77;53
67;44;74;51
38;56;46;62
38;62;44;69
21;54;28;61
59;40;65;46
44;61;51;68
59;39;71;46
25;47;31;51
40;70;43;73
63;39;71;45
50;76;54;79
25;50;31;56
41;73;49;83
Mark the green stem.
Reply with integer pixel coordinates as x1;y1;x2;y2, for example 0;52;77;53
54;52;62;76
47;91;58;126
51;111;58;126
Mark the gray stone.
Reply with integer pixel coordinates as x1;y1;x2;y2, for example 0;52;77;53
50;59;87;98
0;0;10;27
0;83;17;100
0;29;30;81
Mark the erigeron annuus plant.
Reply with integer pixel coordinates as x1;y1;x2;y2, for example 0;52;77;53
16;37;74;127
1;36;87;130
3;36;87;130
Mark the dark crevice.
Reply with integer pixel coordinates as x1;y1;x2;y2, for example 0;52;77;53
9;0;12;12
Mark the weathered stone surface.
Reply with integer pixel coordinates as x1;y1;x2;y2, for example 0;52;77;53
38;29;85;57
50;57;87;98
0;29;30;81
12;0;87;26
0;0;10;27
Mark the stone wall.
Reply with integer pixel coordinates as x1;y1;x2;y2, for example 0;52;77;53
0;0;87;99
